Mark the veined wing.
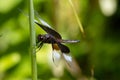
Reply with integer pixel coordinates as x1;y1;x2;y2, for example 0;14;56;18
35;21;62;39
52;43;73;66
57;43;72;66
62;53;72;66
52;44;62;66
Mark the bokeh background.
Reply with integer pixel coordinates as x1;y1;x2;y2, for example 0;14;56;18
0;0;120;80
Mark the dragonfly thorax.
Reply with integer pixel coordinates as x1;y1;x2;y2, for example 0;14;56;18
37;34;57;44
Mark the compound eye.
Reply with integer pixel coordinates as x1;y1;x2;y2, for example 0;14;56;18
37;35;43;42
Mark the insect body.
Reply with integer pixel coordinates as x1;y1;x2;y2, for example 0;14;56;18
35;21;79;66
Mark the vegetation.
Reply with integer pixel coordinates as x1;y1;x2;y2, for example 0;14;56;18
0;0;120;80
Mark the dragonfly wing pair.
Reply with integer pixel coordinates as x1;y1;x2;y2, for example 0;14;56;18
35;21;62;39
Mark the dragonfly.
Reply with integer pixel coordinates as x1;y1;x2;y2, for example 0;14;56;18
35;20;79;66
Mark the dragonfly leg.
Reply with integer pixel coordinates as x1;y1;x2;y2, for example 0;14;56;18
38;42;43;50
36;42;44;52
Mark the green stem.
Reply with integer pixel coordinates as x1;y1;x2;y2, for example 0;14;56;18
29;0;37;80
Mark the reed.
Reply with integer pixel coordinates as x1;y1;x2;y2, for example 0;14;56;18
29;0;37;80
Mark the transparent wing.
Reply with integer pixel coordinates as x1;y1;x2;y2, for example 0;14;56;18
62;53;73;67
56;43;73;67
34;15;62;39
52;44;62;66
35;21;62;39
52;43;73;67
52;49;62;66
34;11;51;28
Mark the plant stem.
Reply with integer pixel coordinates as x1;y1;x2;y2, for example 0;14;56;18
29;0;37;80
68;0;85;37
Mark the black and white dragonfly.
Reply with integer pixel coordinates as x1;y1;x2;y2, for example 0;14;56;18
35;20;79;66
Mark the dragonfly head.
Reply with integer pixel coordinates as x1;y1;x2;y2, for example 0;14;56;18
37;34;44;42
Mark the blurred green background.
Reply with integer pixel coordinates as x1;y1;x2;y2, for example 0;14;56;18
0;0;120;80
